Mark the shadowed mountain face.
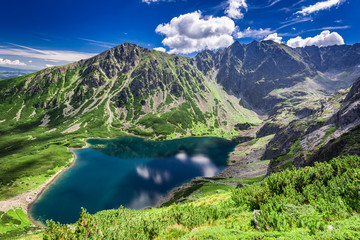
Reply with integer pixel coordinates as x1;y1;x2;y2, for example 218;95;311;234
263;76;360;174
195;41;360;113
297;43;360;71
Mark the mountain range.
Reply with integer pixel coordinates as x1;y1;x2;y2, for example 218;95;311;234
1;40;360;238
0;66;36;80
2;40;360;189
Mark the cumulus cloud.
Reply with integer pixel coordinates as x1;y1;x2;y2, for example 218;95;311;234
236;27;273;39
296;0;345;16
287;30;344;48
225;0;248;19
153;47;166;52
263;33;283;44
0;43;96;62
45;64;55;68
156;11;235;54
0;58;26;66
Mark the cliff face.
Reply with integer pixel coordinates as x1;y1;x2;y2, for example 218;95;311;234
264;77;360;174
195;41;360;113
296;43;360;71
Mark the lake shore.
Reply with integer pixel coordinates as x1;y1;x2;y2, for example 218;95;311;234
0;136;130;227
0;147;80;227
0;135;243;227
26;148;79;226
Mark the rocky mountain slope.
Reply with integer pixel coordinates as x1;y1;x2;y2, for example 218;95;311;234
195;40;360;113
1;40;360;226
264;76;360;174
0;43;259;141
0;42;261;203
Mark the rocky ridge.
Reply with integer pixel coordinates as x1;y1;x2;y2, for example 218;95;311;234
195;40;360;114
1;41;360;211
264;77;360;174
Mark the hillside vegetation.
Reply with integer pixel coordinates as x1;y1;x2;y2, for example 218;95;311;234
2;41;360;202
0;43;260;201
1;41;360;239
41;155;360;240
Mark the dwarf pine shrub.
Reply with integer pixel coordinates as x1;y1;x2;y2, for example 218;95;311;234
232;155;360;232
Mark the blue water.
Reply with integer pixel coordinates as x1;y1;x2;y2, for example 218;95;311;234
29;136;236;224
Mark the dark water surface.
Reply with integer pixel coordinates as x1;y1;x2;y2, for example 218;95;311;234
29;136;236;224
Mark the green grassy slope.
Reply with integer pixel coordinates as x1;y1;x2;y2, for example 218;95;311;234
0;44;261;201
42;155;360;239
0;208;39;240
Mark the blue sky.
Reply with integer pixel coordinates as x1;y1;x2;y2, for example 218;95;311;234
0;0;359;70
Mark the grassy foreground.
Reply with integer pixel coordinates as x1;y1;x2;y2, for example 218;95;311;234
0;208;39;240
41;155;360;239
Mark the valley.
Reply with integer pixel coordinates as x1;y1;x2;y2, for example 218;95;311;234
1;40;360;239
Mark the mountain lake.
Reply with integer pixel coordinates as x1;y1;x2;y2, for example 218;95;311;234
29;136;236;224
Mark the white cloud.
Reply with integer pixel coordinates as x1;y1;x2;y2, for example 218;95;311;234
268;0;281;7
28;60;32;63
142;0;174;4
236;27;273;39
153;47;166;52
156;11;235;54
0;58;26;66
277;17;312;31
287;30;344;48
45;64;55;68
0;43;96;62
79;38;117;48
143;0;159;3
263;33;283;44
225;0;248;19
296;0;345;16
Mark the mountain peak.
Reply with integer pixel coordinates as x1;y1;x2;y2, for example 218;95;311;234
110;42;147;52
230;41;243;48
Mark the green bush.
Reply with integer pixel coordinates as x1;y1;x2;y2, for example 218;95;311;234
232;155;360;232
43;155;360;239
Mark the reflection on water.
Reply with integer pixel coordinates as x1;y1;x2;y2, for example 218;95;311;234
29;136;236;224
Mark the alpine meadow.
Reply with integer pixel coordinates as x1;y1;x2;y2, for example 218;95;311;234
1;0;360;239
